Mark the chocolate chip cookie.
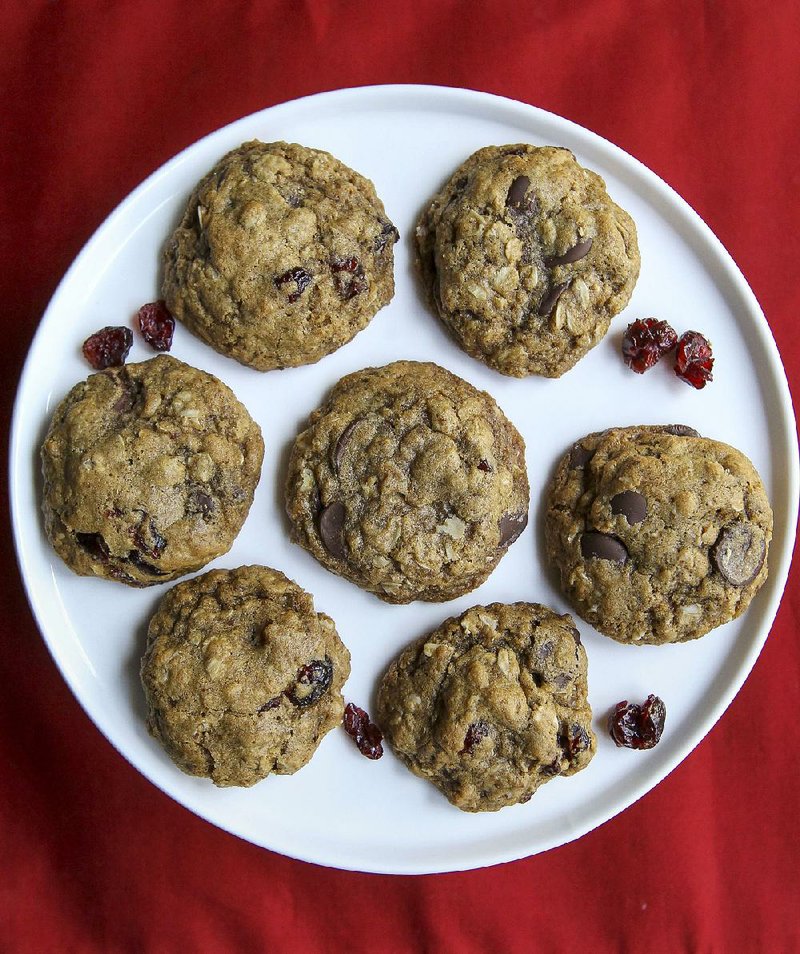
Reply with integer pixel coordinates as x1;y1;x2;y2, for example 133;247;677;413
416;144;640;377
544;425;773;644
163;140;398;370
285;361;530;603
141;566;350;787
376;602;596;812
41;355;264;586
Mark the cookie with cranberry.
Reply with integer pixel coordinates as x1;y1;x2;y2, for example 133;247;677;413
285;361;530;604
416;144;640;377
40;355;264;586
141;566;350;787
376;602;595;812
163;140;398;371
544;425;772;644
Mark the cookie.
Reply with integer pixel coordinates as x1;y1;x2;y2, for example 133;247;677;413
376;602;596;812
416;144;640;377
285;361;530;603
40;355;264;586
141;566;350;787
163;140;398;371
544;425;773;644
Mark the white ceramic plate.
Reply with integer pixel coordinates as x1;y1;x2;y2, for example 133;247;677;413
10;86;799;874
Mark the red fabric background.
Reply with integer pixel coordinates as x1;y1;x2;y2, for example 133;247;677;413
2;2;799;951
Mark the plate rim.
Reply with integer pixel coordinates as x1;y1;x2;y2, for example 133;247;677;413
10;83;800;874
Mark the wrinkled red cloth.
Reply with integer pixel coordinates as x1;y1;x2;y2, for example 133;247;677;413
1;2;798;951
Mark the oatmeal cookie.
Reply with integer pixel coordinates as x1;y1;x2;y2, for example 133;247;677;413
163;140;398;370
285;361;530;603
416;144;640;377
544;425;773;644
41;355;264;585
376;602;596;812
141;566;350;786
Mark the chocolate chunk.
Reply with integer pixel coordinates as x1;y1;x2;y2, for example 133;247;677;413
659;424;700;437
545;238;593;268
581;532;628;564
76;532;110;562
537;281;571;318
506;175;533;211
611;490;647;524
711;521;766;586
319;501;347;560
498;510;528;547
332;420;358;474
569;626;582;645
569;443;593;468
477;458;492;473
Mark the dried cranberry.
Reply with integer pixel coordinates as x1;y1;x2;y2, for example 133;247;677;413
461;720;490;755
609;695;666;749
674;331;714;389
275;267;312;303
331;257;367;300
343;702;383;759
287;657;332;707
137;300;175;351
621;318;678;373
82;326;133;369
559;724;592;762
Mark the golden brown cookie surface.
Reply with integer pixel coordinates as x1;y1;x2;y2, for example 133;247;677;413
141;566;350;787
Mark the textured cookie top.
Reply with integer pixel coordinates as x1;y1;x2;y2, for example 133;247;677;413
163;140;398;371
285;361;530;603
41;355;264;586
376;602;596;812
141;566;351;787
544;425;773;644
416;144;640;377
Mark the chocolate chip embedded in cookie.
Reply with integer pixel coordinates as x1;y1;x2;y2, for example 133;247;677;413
376;602;596;812
40;355;264;586
141;566;350;786
163;140;398;371
285;361;530;604
415;144;640;378
544;425;773;644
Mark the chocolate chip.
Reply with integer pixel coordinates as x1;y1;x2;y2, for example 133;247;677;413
506;175;533;211
659;424;701;438
544;238;593;268
319;501;347;560
498;511;528;547
477;458;492;473
332;421;358;475
569;626;582;646
537;281;571;318
190;490;215;515
581;532;628;564
611;490;647;524
711;521;766;586
569;443;593;468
